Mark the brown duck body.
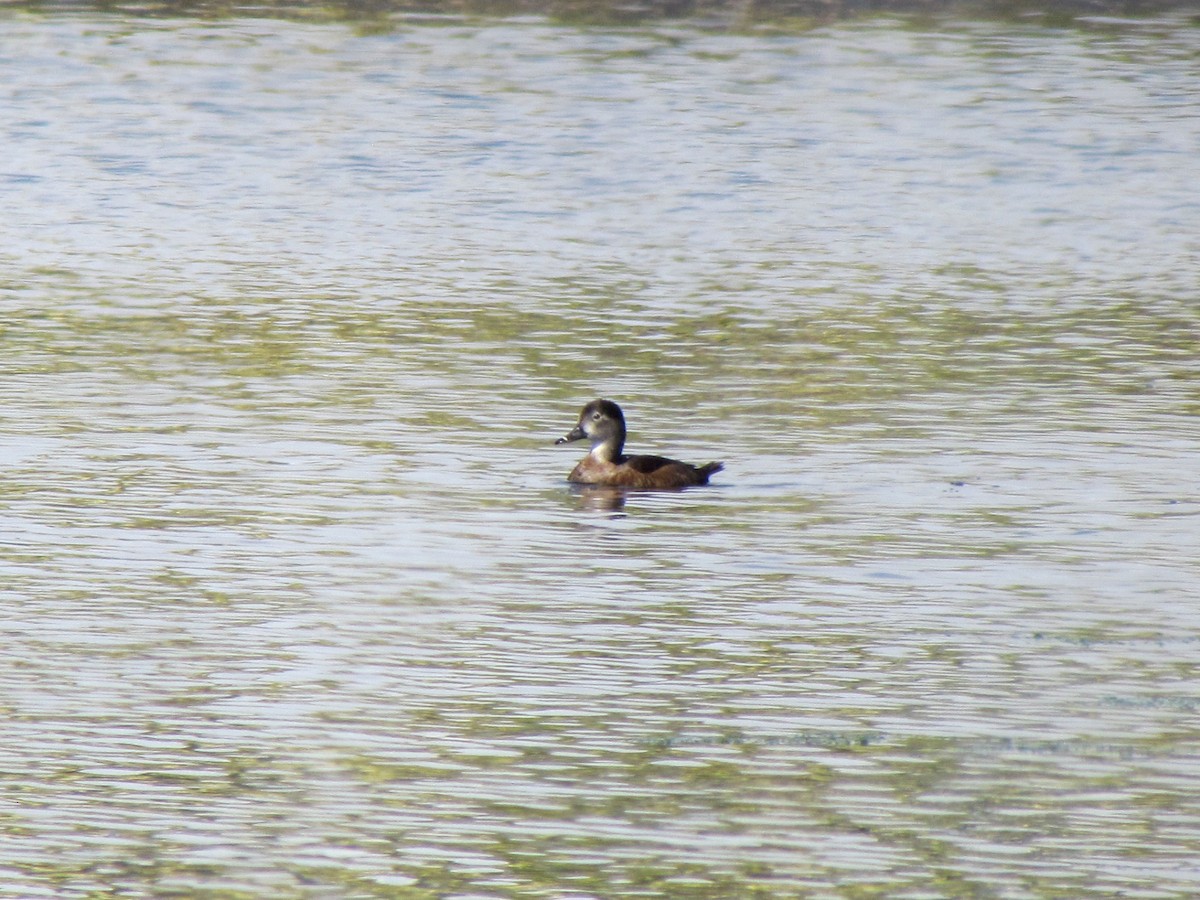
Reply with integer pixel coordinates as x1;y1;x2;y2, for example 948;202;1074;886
568;454;722;489
556;399;723;490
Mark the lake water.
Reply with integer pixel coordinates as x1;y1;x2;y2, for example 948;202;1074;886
2;6;1199;897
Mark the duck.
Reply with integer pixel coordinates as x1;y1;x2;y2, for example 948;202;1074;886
555;399;723;489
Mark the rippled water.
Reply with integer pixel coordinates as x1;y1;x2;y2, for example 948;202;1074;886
2;7;1199;897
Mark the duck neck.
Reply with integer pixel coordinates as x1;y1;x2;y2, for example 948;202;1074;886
589;431;625;464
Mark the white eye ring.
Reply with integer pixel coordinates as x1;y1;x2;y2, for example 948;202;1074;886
592;413;602;420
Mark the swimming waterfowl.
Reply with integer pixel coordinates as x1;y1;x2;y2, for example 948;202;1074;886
555;399;723;489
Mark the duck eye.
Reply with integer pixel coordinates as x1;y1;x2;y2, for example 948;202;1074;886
591;412;602;421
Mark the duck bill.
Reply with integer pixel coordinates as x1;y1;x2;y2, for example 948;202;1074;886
555;425;586;445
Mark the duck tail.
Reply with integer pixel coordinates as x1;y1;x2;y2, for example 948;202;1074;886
697;461;724;483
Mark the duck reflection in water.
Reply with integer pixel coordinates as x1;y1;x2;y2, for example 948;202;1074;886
555;399;724;490
572;484;629;513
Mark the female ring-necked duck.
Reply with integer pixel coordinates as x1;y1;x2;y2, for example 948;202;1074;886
555;399;723;489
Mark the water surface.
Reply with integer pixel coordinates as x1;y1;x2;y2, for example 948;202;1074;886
2;9;1199;898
